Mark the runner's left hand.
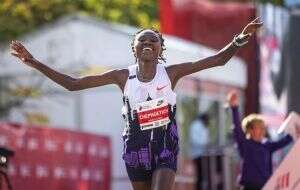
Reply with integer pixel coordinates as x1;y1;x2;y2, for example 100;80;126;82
238;17;263;42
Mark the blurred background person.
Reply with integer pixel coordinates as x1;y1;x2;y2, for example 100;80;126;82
188;113;210;190
227;91;293;190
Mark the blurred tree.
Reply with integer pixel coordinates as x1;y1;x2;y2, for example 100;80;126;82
256;0;284;6
0;0;159;42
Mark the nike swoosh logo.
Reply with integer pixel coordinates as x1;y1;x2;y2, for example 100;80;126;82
157;85;168;91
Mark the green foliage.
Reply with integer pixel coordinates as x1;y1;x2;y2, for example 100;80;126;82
0;0;159;42
256;0;284;6
179;96;199;156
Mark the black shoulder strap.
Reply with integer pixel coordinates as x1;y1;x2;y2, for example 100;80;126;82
128;75;136;79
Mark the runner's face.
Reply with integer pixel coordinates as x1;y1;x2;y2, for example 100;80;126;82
133;30;162;63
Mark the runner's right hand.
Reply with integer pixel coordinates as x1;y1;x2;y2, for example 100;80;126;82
10;41;36;67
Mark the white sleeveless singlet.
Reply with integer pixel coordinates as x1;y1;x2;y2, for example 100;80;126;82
123;64;176;110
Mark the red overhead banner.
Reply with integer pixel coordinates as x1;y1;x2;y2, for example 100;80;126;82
159;0;258;114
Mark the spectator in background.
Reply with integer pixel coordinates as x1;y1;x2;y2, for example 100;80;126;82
227;91;293;190
189;113;210;190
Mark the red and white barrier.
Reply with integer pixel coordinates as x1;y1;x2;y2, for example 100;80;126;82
0;123;111;190
263;138;300;190
263;112;300;190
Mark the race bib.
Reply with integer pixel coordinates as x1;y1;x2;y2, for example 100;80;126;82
135;98;170;130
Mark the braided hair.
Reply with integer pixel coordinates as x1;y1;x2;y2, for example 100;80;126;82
131;28;166;63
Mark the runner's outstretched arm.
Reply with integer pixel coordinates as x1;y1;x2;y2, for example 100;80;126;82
167;17;263;88
10;41;127;91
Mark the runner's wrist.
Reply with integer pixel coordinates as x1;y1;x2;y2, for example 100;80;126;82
232;34;249;47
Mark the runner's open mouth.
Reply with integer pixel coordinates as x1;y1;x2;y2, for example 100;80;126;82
143;47;153;51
